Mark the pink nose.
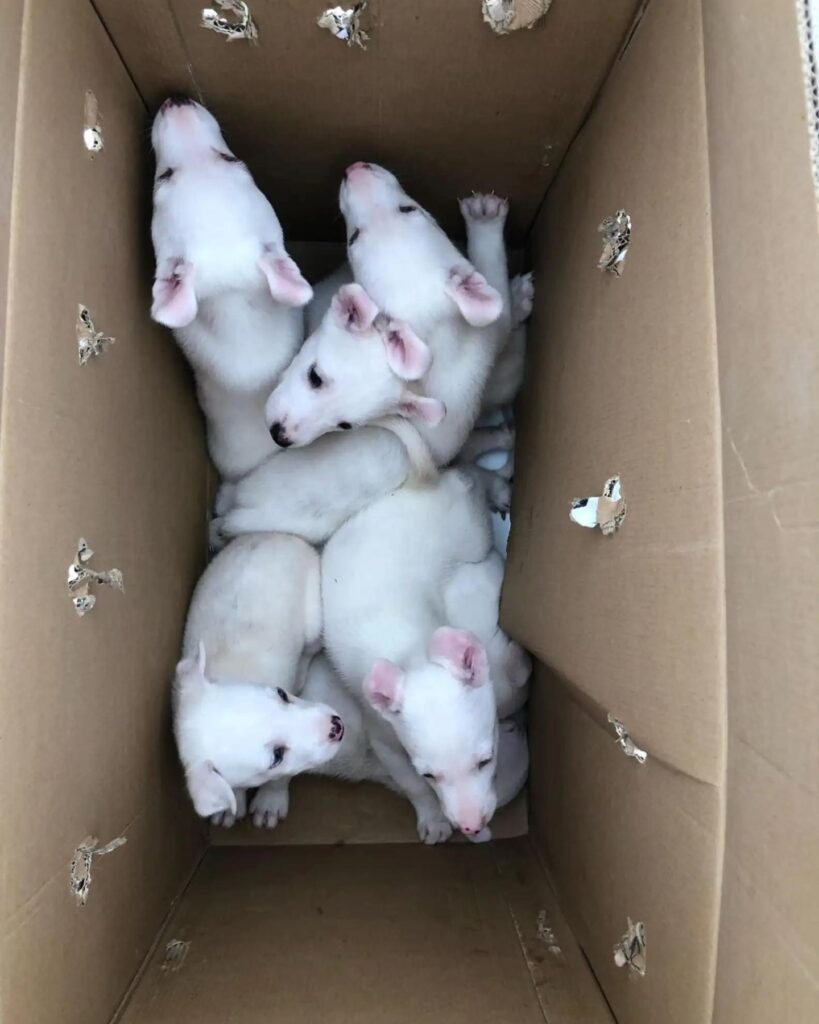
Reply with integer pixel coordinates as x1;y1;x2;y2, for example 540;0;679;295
458;817;486;837
346;161;371;175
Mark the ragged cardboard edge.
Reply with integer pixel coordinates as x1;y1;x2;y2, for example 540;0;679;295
482;0;551;36
160;939;191;972
70;835;127;906
795;0;819;229
317;3;370;49
597;210;631;274
67;538;125;616
607;713;647;763
76;304;114;365
613;917;646;975
83;90;103;154
569;475;626;535
201;0;258;43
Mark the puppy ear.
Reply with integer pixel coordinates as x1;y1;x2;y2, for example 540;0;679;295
445;266;503;327
363;659;405;715
259;250;313;307
186;761;236;817
382;320;432;380
331;283;379;332
399;391;446;426
428;628;489;687
151;260;197;328
175;641;209;694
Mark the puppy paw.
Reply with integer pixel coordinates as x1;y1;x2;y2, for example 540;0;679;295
250;785;290;829
459;192;509;225
486;473;512;516
417;810;453;845
208;516;227;552
211;789;247;829
510;271;534;325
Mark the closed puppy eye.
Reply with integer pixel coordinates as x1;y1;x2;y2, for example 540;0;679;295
276;687;291;704
308;364;324;389
398;204;417;214
270;745;287;768
476;756;493;770
215;149;240;163
348;228;360;245
422;772;437;781
156;167;174;183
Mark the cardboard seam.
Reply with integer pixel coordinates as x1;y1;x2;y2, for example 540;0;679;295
522;0;654;240
108;844;209;1024
531;662;723;789
697;2;732;1020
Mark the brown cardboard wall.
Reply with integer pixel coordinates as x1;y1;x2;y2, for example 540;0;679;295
503;0;728;1021
504;0;726;786
91;0;643;242
0;2;208;1021
701;2;819;1020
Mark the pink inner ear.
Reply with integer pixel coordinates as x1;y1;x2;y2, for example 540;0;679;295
445;267;503;327
427;628;489;686
399;392;446;426
383;321;431;380
259;252;313;308
363;659;404;713
151;261;197;328
331;284;379;332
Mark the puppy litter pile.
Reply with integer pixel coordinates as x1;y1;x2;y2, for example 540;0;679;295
153;97;534;843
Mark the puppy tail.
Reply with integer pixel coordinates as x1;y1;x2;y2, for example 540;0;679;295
374;416;438;486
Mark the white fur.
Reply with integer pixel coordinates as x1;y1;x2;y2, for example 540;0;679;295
150;98;311;480
322;468;530;842
211;424;432;548
174;533;344;823
340;167;511;466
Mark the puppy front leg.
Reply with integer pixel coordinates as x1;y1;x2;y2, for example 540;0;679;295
250;778;290;829
211;787;247;829
458;425;515;465
460;194;511;307
369;737;453;845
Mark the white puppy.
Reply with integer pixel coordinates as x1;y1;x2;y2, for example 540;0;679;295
211;177;511;547
150;96;312;480
340;167;511;466
322;469;530;844
296;654;528;819
175;534;344;826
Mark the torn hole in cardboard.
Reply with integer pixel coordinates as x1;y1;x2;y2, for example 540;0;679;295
535;910;563;955
482;0;552;35
318;3;370;49
607;713;648;764
70;835;127;906
161;939;191;972
597;209;631;275
569;475;626;535
201;1;258;43
613;918;646;975
76;305;114;366
67;538;125;617
796;0;819;227
83;90;103;154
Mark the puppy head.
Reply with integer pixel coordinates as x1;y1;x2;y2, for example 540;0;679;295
362;628;499;837
339;162;502;328
150;97;311;327
265;283;444;449
173;643;345;817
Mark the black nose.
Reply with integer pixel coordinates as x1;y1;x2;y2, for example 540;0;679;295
161;93;194;110
329;715;344;741
269;422;291;447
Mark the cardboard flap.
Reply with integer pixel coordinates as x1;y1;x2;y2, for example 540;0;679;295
503;0;726;787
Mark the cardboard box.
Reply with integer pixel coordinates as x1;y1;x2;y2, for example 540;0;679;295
0;1;816;1022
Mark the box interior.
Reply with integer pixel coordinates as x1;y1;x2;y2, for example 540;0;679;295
1;2;817;1024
